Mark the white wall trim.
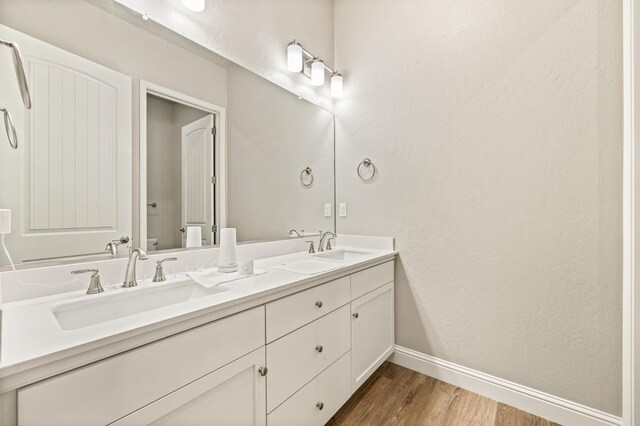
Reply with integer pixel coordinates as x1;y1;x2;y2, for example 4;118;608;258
138;80;227;250
622;0;636;424
391;346;622;426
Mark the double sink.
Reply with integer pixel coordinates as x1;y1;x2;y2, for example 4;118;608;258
52;249;371;331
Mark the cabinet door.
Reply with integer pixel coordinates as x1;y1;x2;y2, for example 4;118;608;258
351;282;394;391
111;347;266;426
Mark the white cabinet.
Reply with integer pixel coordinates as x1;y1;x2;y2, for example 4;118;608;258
18;307;265;425
112;347;266;426
351;282;395;391
14;259;396;426
268;352;351;426
266;304;351;412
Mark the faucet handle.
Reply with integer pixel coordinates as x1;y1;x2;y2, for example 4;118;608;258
153;257;177;282
305;241;316;254
71;269;104;295
326;237;335;251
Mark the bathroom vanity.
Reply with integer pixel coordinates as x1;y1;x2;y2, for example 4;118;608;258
0;237;396;425
0;2;397;424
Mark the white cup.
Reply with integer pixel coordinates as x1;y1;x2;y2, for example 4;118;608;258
239;260;254;276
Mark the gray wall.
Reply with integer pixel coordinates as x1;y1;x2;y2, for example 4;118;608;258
334;0;622;415
226;64;335;242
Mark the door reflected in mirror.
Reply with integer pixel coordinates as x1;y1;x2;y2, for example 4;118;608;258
146;94;216;252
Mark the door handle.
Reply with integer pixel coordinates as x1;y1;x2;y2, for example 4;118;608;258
180;228;186;233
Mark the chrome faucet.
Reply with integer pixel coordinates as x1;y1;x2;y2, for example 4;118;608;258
318;231;337;252
122;248;148;288
105;236;130;256
288;229;302;237
71;269;104;295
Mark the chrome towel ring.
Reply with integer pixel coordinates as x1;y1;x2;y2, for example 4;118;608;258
300;167;313;187
357;158;376;181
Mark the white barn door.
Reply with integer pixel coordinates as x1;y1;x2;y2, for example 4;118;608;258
0;24;132;263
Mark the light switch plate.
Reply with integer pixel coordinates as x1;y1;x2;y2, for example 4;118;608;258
324;203;332;217
339;203;347;217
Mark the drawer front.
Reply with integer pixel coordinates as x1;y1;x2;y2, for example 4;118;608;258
266;304;350;413
351;260;394;300
268;351;351;426
266;276;350;343
18;306;265;426
111;347;266;426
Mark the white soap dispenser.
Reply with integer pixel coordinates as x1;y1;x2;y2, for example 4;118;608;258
217;228;238;273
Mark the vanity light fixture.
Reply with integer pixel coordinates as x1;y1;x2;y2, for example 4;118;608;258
331;73;343;97
311;59;325;86
287;41;303;72
286;39;344;97
181;0;205;12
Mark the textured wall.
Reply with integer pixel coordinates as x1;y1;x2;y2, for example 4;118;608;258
334;0;623;414
114;0;335;110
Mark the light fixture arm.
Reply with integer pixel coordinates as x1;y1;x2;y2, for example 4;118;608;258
291;40;337;75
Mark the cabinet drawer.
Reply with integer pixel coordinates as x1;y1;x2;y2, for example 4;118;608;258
111;347;266;426
268;351;351;426
266;276;350;343
18;306;265;426
266;304;350;413
351;261;394;300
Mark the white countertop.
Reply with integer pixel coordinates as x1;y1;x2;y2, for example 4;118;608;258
0;242;395;391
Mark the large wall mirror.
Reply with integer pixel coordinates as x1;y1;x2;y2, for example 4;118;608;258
0;0;335;268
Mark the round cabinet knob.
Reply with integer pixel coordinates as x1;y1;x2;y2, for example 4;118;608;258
316;402;324;411
353;312;359;319
258;367;268;376
315;300;323;308
315;345;324;353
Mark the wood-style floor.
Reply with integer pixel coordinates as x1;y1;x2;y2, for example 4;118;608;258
327;362;560;426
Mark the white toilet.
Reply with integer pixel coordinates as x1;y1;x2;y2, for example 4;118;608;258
147;238;158;251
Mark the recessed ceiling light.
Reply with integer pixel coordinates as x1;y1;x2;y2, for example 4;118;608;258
181;0;205;12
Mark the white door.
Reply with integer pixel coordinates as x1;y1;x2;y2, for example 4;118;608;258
181;114;214;247
111;347;267;426
351;282;395;391
0;24;132;263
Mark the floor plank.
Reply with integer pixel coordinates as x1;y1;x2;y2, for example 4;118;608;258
327;362;560;426
494;403;558;426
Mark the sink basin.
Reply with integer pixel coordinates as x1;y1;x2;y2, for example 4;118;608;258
271;259;343;275
52;279;221;330
312;249;371;262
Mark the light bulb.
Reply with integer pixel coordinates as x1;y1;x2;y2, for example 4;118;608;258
331;73;343;97
182;0;205;12
287;42;303;72
311;59;325;86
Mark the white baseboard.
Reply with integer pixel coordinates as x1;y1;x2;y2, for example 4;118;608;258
390;345;622;426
